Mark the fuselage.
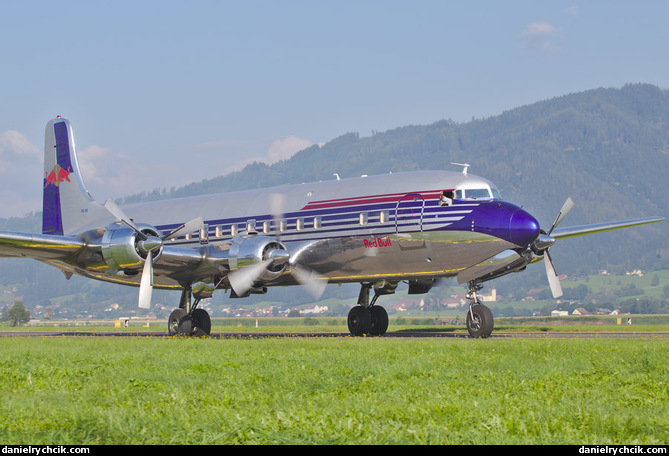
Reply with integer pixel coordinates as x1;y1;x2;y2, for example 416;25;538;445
59;170;540;290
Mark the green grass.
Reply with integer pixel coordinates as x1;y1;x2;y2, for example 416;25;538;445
0;336;667;444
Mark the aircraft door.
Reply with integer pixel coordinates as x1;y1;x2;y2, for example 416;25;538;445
395;193;425;234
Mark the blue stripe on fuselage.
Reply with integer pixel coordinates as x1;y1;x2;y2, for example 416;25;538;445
153;198;538;248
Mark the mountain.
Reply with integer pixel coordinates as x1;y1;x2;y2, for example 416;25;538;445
2;83;668;314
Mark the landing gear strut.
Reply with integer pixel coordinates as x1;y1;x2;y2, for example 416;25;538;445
167;289;212;337
347;283;389;336
465;282;494;338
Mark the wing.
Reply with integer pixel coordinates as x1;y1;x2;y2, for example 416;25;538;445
551;217;664;240
0;230;86;260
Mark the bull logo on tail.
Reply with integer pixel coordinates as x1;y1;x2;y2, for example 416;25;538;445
44;163;71;188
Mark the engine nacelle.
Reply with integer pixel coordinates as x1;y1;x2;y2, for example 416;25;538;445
227;235;290;282
101;223;162;271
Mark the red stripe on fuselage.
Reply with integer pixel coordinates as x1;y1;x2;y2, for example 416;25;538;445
300;190;445;211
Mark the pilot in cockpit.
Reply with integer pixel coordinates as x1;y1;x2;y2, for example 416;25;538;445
439;190;454;206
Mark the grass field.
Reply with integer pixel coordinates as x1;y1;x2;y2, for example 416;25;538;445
0;333;667;445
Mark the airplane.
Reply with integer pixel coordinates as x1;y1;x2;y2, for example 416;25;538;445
0;117;664;338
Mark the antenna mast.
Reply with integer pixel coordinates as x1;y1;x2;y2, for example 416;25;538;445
451;162;470;175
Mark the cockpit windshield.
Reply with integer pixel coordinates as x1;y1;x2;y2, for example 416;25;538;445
464;188;492;199
451;187;501;201
440;183;501;206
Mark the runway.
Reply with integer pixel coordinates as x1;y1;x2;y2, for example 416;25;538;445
1;330;668;339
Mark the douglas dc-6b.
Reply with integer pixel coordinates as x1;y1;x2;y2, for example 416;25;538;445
0;118;663;337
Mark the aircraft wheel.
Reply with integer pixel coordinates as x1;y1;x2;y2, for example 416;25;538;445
191;308;211;337
347;306;371;336
369;306;389;336
466;304;494;339
168;308;192;337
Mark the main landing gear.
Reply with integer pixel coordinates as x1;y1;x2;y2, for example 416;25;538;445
465;282;494;339
167;289;212;337
347;283;389;336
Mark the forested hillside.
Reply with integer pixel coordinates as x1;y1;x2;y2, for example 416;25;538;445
2;84;668;315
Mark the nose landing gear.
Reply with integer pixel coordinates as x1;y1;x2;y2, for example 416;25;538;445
465;282;494;338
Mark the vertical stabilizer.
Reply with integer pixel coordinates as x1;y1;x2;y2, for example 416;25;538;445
42;117;107;235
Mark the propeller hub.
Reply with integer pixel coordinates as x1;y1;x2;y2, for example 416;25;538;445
267;248;290;266
138;235;163;256
533;234;556;252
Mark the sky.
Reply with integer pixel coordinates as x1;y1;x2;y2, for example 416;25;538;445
1;1;668;217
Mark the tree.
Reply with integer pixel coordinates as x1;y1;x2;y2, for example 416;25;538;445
43;306;55;320
1;301;31;326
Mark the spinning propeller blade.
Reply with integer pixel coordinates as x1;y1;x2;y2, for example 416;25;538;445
291;264;327;299
268;192;326;298
228;259;273;296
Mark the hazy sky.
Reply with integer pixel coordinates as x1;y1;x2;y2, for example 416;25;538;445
1;1;668;217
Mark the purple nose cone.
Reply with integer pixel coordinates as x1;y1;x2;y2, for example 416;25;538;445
509;209;540;247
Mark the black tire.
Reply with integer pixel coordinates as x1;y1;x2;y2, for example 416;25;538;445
347;306;371;336
168;308;192;337
369;306;389;336
191;308;211;337
466;304;494;338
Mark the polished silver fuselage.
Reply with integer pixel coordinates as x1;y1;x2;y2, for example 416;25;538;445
44;170;528;292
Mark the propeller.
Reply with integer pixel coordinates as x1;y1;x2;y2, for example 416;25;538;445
104;199;143;236
269;191;327;298
535;197;574;299
227;259;273;297
225;192;327;299
104;199;205;309
225;239;327;299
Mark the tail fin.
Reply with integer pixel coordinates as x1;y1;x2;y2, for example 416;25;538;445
42;117;107;235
